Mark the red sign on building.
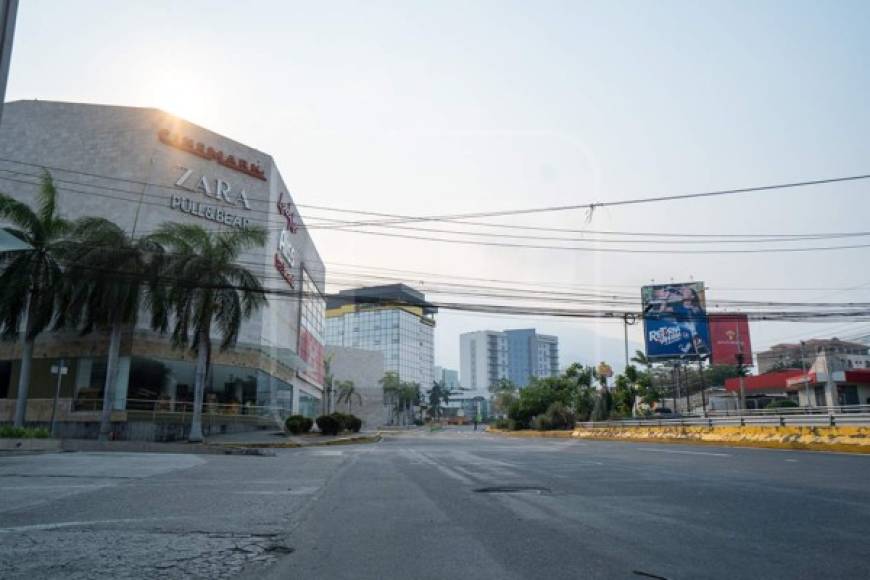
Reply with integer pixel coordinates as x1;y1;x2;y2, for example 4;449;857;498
709;313;752;366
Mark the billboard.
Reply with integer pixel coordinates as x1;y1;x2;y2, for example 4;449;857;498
641;282;710;360
298;268;326;387
708;313;752;366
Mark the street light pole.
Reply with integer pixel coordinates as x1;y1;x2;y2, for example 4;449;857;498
800;340;811;407
49;358;67;437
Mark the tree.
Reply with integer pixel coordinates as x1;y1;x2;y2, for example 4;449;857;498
59;217;161;440
148;223;267;442
490;377;518;417
335;379;361;413
0;172;73;427
428;380;451;420
630;350;650;369
379;371;402;424
322;354;335;414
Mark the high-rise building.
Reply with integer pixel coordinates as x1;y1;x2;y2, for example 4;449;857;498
325;284;436;388
460;329;559;390
460;331;508;392
433;366;461;391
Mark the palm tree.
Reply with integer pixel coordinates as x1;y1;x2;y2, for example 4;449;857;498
59;217;161;440
0;172;73;427
428;380;450;420
148;223;267;442
323;354;335;414
336;379;361;413
379;371;402;424
630;350;650;369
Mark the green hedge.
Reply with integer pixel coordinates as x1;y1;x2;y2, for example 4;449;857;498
285;415;314;435
0;426;50;439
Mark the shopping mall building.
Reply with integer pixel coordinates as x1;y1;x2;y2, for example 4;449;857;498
0;100;326;439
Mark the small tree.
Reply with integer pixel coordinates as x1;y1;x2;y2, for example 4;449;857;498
428;380;451;420
336;380;361;413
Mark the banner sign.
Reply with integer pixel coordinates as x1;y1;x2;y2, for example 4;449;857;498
641;282;711;360
708;313;752;366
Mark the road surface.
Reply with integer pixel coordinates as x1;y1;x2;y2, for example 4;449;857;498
2;428;869;579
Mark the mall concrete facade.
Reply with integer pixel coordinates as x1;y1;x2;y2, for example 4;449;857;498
0;101;326;439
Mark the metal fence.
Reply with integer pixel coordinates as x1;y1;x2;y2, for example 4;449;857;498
580;406;870;428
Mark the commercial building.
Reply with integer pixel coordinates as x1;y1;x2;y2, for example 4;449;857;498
325;284;436;388
461;329;559;390
460;331;508;392
433;366;461;391
0;101;326;438
756;338;869;373
325;346;385;429
725;340;870;408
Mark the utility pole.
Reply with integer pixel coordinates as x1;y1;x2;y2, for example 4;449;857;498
698;357;707;416
682;363;691;414
49;359;68;437
0;0;18;127
800;340;811;407
736;321;746;410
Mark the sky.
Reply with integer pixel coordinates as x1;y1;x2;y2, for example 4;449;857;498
6;0;870;373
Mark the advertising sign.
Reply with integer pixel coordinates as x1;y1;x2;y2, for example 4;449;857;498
708;313;752;366
641;282;710;360
298;268;326;387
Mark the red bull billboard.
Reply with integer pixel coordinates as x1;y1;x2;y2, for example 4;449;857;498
708;313;752;366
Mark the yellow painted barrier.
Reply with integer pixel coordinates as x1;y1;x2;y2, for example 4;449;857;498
490;425;870;453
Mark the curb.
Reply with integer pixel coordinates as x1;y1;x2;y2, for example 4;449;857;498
488;426;870;454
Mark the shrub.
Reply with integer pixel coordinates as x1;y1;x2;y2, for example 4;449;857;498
0;426;50;438
285;415;313;435
346;415;362;433
544;402;576;430
531;414;552;431
766;399;799;409
492;418;511;430
316;414;341;435
508;418;522;431
330;412;352;432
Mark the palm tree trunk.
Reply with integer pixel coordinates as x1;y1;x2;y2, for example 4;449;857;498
13;293;34;428
188;326;210;443
98;323;122;441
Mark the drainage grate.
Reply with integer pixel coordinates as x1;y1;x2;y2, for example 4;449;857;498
473;485;550;495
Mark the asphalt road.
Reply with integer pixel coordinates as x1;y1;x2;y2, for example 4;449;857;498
2;429;870;579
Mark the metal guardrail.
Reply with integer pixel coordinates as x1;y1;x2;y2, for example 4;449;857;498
703;404;870;417
579;412;870;428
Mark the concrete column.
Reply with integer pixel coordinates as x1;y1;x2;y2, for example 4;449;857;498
74;358;92;398
113;356;130;411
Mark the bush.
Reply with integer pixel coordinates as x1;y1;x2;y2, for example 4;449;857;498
531;414;552;431
0;425;50;438
346;415;362;433
766;399;799;409
492;418;511;430
285;415;313;435
330;412;353;432
544;402;576;430
316;414;341;435
508;418;522;431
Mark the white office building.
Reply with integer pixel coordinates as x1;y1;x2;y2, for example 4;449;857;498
325;285;435;388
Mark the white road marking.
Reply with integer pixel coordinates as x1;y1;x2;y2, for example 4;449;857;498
0;517;183;533
643;448;731;457
785;459;799;462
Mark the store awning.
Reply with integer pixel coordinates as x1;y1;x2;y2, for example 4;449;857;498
0;229;31;252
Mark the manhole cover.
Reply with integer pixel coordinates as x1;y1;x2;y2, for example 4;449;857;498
473;485;550;495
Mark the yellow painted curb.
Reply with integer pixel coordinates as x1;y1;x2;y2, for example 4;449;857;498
489;425;870;454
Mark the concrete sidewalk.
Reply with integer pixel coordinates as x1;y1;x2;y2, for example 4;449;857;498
206;429;381;448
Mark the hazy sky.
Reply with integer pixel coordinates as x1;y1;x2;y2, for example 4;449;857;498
7;1;870;372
